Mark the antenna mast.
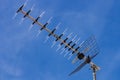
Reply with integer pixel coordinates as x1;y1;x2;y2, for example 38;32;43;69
91;64;99;80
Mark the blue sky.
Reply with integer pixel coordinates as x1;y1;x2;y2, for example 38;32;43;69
0;0;120;80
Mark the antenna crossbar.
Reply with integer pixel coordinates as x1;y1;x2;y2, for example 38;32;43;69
20;10;79;54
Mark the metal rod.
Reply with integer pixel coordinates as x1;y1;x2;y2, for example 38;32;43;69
93;70;96;80
20;10;80;53
91;65;97;80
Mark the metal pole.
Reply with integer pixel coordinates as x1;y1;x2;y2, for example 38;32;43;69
91;65;97;80
93;69;96;80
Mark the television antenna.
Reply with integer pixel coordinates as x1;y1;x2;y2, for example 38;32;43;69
14;1;100;80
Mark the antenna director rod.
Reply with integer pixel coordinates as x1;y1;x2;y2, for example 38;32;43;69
20;10;78;53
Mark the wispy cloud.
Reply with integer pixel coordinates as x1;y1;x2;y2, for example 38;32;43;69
57;0;114;39
98;49;120;80
0;59;23;79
